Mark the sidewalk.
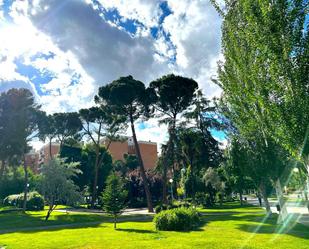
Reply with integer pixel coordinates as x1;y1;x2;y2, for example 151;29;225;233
56;207;154;216
246;196;309;226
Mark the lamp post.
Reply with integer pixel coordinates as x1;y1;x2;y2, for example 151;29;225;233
169;178;174;203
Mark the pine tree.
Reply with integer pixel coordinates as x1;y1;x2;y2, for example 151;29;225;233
101;173;128;229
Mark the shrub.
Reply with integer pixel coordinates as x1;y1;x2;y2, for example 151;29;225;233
26;192;45;211
195;192;213;208
155;201;193;213
3;191;44;211
153;207;200;231
155;204;168;213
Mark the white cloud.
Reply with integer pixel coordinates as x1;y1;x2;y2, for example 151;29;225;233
134;119;168;151
95;0;161;28
163;0;222;97
0;2;96;114
1;0;223;148
88;0;223;97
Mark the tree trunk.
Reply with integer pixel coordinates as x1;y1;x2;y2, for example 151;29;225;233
162;158;168;204
162;120;176;205
239;191;243;206
275;179;288;223
260;182;272;214
130;114;153;212
190;159;195;204
45;204;56;221
45;208;52;221
305;164;309;212
114;216;117;229
0;160;5;181
49;138;53;160
91;146;100;208
22;154;28;212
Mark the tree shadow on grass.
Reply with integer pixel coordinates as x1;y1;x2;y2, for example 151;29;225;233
202;211;309;240
0;211;156;235
0;211;107;235
236;213;309;240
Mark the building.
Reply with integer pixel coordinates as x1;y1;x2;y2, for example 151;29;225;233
105;137;158;170
36;138;158;170
39;143;60;165
24;150;40;173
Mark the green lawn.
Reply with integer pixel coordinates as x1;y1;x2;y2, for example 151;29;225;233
0;203;308;249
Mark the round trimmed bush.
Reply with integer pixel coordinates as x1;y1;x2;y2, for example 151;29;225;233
153;207;200;231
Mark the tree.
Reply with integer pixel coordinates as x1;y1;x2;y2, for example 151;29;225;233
37;112;82;159
114;154;139;177
149;74;198;204
0;91;12;180
212;0;308;219
203;167;225;206
96;75;154;212
224;138;254;206
59;144;113;194
37;112;56;159
40;157;82;221
101;172;128;229
53;112;82;150
79;106;124;207
0;89;40;212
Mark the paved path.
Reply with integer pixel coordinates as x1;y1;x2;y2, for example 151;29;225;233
56;207;155;216
246;196;309;226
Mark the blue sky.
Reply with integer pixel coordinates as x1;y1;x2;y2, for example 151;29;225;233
0;0;223;149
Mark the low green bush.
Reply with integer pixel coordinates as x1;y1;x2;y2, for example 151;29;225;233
153;207;200;231
3;191;44;211
155;201;192;213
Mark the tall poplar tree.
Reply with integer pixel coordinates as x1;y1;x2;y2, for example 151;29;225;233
212;0;308;217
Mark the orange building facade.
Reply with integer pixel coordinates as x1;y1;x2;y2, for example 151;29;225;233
24;150;40;173
39;143;60;165
105;138;158;170
28;138;158;172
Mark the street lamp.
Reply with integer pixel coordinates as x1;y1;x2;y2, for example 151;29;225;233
169;178;174;203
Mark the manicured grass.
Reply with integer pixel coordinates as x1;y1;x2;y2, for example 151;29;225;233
198;201;264;213
0;203;308;249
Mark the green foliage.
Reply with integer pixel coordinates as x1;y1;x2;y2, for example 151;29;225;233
215;0;308;161
149;74;198;119
153;207;200;231
40;157;82;220
0;166;41;200
96;75;152;120
26;192;45;211
64;144;113;194
155;200;192;214
3;191;44;211
149;75;198;203
101;173;128;228
0;88;39;159
113;154;139;176
195;192;213;208
96;75;154;212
